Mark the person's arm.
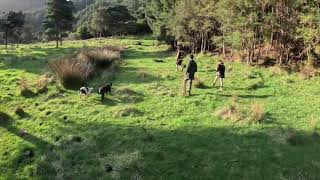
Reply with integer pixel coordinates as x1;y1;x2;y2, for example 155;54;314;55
186;61;191;73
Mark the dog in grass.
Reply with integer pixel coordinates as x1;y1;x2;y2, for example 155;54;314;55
79;87;93;99
98;82;112;101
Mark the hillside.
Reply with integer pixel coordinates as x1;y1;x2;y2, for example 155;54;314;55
0;37;320;179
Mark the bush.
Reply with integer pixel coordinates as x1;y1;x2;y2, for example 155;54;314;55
249;102;266;123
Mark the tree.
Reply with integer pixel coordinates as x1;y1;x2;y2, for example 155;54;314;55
44;0;74;47
0;11;25;49
91;7;111;39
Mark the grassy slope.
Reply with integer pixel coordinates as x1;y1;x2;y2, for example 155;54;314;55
0;37;320;179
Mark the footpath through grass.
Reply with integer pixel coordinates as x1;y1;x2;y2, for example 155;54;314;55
0;37;320;179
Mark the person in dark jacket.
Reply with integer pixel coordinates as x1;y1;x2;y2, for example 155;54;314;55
213;60;225;90
184;54;198;95
176;47;184;71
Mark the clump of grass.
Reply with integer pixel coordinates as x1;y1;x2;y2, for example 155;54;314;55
299;65;319;79
49;56;93;89
194;76;206;89
113;106;143;118
0;111;12;126
248;102;266;123
216;96;242;122
50;46;122;89
116;87;143;103
15;107;28;118
19;77;35;97
248;79;265;90
36;75;51;94
309;118;319;133
269;65;287;76
138;69;146;78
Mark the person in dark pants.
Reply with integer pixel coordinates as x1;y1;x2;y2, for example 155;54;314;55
213;60;225;90
176;47;184;71
184;54;198;95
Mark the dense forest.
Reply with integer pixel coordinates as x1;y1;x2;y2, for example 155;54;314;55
1;0;320;68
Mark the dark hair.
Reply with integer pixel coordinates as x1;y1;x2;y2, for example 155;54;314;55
190;54;194;59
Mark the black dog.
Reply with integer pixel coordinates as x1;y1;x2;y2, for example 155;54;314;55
98;82;112;101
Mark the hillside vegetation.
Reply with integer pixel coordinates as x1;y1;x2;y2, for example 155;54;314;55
0;37;320;179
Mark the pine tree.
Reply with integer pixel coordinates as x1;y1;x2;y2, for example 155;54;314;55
44;0;74;47
0;11;25;49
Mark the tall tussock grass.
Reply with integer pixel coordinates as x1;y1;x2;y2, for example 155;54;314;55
49;46;122;89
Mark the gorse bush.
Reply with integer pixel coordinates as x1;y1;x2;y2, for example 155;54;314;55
49;46;122;89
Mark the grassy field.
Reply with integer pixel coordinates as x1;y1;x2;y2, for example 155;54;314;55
0;36;320;179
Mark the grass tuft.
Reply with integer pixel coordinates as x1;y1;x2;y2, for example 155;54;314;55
248;102;266;123
113;106;143;118
299;65;319;79
193;76;206;89
19;77;35;97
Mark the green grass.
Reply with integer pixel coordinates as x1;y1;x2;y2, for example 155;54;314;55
1;36;320;179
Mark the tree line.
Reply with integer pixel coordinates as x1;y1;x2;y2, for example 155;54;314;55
146;0;320;67
1;0;320;67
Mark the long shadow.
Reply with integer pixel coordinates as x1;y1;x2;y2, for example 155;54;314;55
2;114;320;179
0;47;79;75
123;49;171;60
207;92;273;99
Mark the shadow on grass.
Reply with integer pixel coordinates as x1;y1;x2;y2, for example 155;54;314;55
0;47;78;75
1;115;320;179
207;92;273;99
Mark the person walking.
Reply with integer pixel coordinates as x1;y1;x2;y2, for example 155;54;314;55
176;47;184;71
213;60;225;90
184;54;198;96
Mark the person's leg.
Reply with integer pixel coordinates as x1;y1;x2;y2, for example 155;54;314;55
188;80;193;95
220;78;224;90
213;75;219;86
183;78;188;93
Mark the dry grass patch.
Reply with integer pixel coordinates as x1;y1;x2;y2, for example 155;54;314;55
248;102;266;123
216;96;242;122
19;77;35;97
299;65;319;79
193;76;206;89
113;106;143;118
49;46;123;89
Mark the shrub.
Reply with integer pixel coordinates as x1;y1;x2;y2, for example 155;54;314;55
248;79;265;90
0;111;12;126
249;102;266;123
19;77;35;97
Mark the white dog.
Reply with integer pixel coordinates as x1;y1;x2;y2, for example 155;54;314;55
79;87;93;99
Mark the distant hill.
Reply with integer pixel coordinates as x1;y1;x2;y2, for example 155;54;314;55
0;0;46;12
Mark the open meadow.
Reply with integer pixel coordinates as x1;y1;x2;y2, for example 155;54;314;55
1;37;320;179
